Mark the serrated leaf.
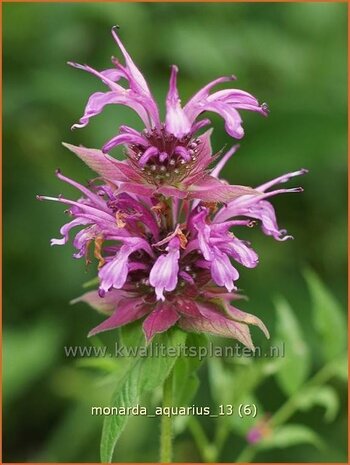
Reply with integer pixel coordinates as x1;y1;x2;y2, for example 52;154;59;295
274;297;310;396
258;424;324;450
100;360;142;463
140;327;187;391
296;385;339;422
304;269;346;361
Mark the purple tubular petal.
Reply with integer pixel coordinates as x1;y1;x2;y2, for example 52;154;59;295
257;168;309;192
68;62;124;91
203;101;244;139
98;245;132;292
72;91;151;130
111;27;151;96
179;271;195;285
37;195;118;228
192;209;212;260
214;187;304;223
190;118;211;135
139;146;159;166
98;237;154;293
111;27;161;128
159;152;168;162
246;200;293;241
119;125;143;136
55;170;108;210
184;75;266;139
208;88;261;106
102;132;148;153
220;236;259;268
114;195;160;240
210;250;239;292
211;144;240;178
100;68;127;82
184;76;235;120
149;238;180;301
88;298;149;337
72;225;98;258
51;217;91;246
174;145;191;162
142;302;179;342
165;65;191;138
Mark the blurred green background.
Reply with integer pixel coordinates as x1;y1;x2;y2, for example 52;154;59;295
3;2;347;463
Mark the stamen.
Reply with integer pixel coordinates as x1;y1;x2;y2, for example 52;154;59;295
174;145;191;162
159;152;168;162
94;235;105;269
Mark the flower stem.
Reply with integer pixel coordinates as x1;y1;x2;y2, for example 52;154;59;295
188;417;217;462
270;360;336;427
160;369;174;463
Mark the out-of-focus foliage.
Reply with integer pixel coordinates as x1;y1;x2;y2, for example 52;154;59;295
3;2;347;462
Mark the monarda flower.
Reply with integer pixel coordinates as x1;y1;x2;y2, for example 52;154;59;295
66;26;268;203
38;28;306;349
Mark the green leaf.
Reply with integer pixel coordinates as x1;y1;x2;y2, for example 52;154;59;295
230;394;264;435
208;357;232;405
140;327;187;391
258;424;324;450
100;360;142;463
173;356;200;407
34;403;102;462
100;327;187;461
119;321;144;349
186;332;209;370
296;385;339;422
208;357;265;406
3;319;63;404
331;354;348;381
304;269;346;361
274;297;311;396
76;357;119;374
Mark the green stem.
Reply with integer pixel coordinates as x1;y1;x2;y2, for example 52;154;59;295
235;445;256;463
210;422;229;462
270;361;335;427
160;370;174;463
188;417;216;462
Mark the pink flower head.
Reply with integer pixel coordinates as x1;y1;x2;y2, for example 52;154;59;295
38;29;307;348
67;27;268;203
